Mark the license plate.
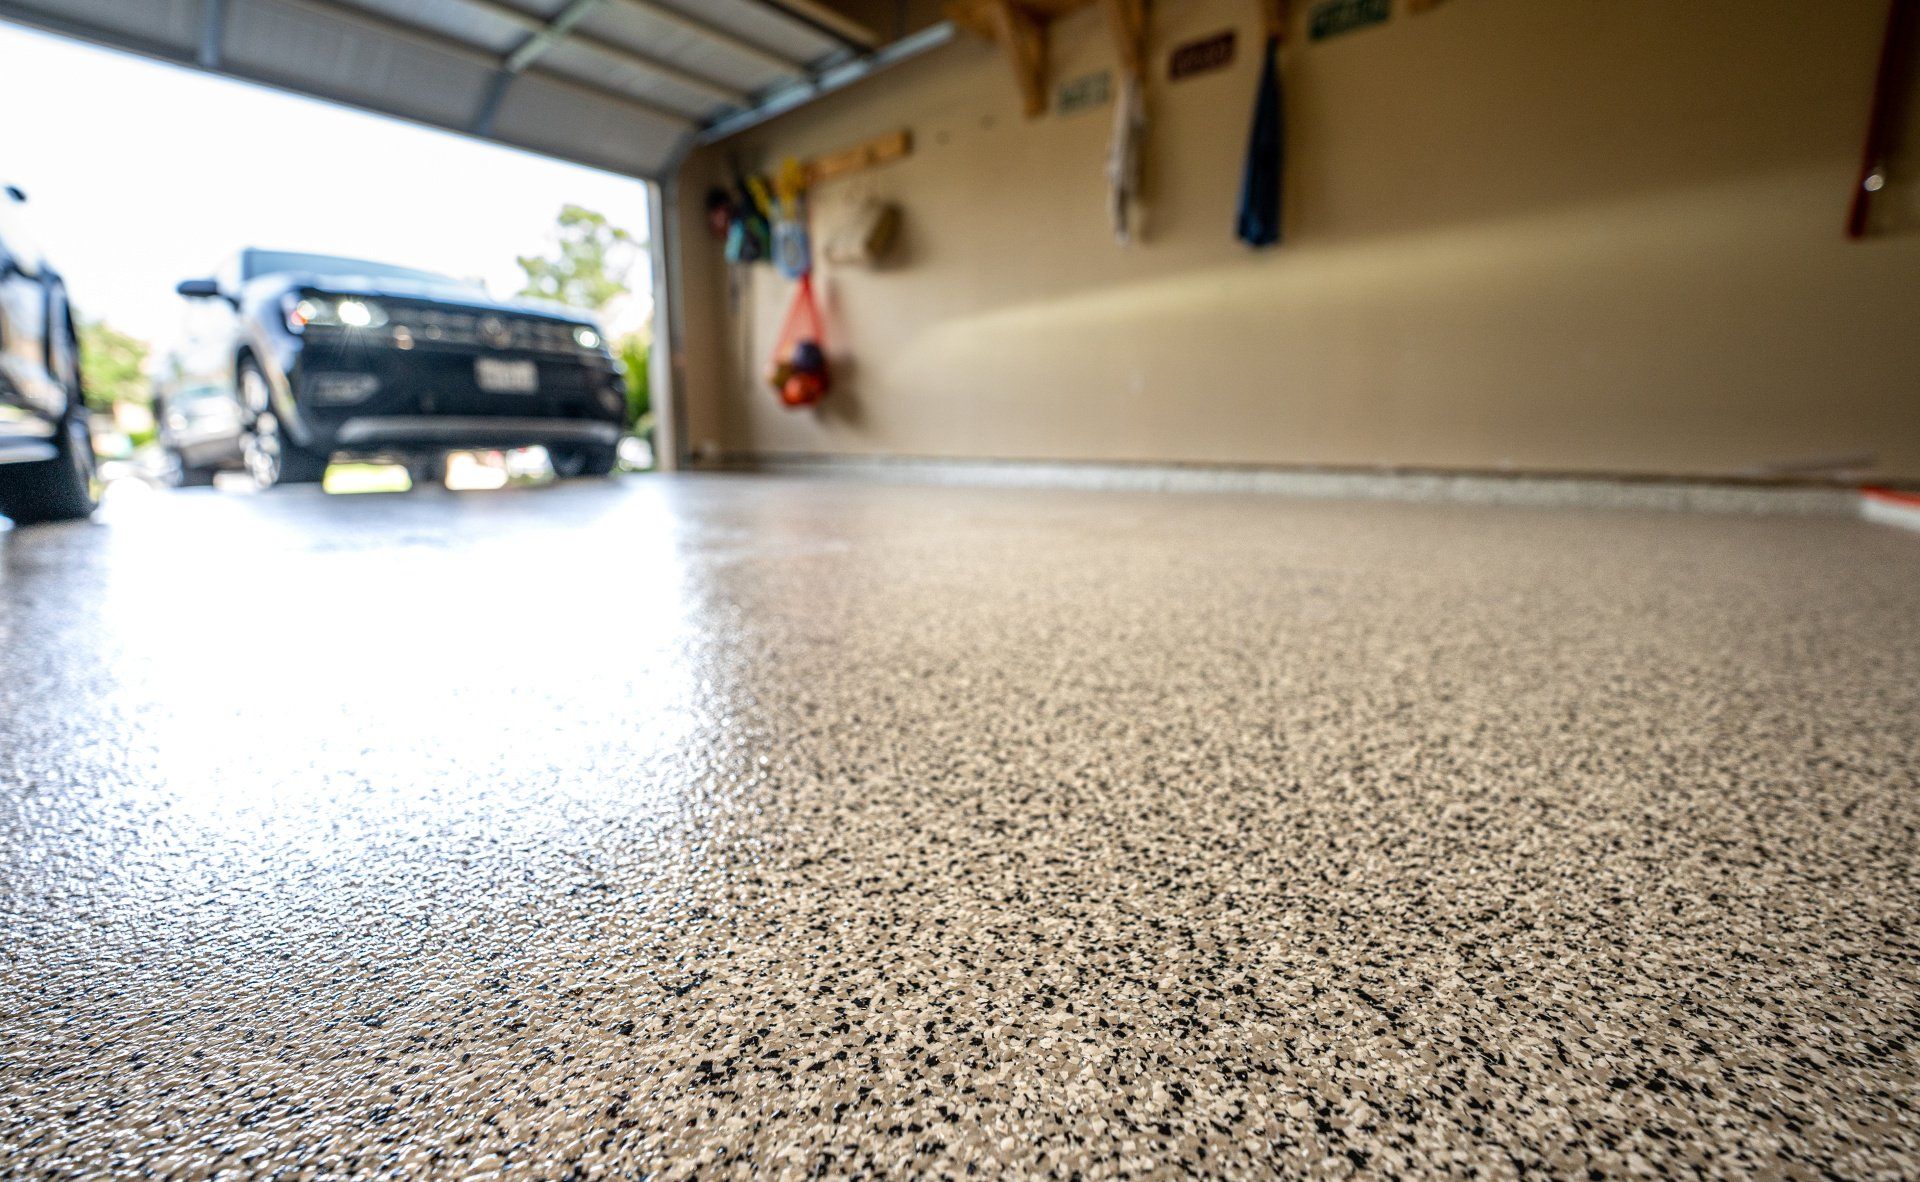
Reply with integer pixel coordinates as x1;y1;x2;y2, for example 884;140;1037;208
475;358;538;393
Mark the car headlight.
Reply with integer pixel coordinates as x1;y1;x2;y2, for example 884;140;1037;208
573;325;603;350
287;294;390;331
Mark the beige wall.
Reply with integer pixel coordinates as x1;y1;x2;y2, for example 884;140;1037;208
675;0;1920;480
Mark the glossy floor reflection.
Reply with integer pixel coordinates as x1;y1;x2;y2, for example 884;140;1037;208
4;476;1918;1179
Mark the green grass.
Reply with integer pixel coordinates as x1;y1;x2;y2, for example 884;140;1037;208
323;464;412;495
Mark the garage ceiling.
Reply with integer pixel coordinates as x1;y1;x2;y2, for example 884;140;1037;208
0;0;879;177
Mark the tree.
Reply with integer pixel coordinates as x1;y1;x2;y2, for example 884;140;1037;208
619;330;651;434
516;205;653;458
517;205;654;455
514;204;641;313
78;318;149;414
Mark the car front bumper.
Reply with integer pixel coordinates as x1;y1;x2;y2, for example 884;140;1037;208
334;416;621;450
283;331;625;456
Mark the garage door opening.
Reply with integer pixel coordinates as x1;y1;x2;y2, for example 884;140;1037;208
2;17;668;500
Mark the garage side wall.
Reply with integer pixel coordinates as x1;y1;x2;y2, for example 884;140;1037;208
675;0;1920;481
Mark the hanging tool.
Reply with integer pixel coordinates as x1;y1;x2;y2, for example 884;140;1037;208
1849;0;1916;239
1107;74;1147;243
1236;0;1286;247
1104;0;1149;244
772;156;813;279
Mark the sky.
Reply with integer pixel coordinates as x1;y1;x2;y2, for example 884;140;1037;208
0;22;654;352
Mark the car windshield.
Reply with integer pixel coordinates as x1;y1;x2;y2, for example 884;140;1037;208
244;250;470;287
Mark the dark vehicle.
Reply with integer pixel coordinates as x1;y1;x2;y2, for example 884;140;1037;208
0;184;95;524
169;249;626;487
153;371;245;486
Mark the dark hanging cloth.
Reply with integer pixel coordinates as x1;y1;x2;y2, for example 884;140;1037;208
1236;35;1284;248
726;174;770;265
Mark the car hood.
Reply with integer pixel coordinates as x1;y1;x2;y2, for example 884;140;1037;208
273;273;598;326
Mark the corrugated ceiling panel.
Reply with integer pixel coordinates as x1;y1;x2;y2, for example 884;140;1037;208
576;4;798;94
539;39;733;120
660;0;838;63
488;70;686;176
330;0;526;56
223;0;499;131
4;0;201;55
2;0;865;175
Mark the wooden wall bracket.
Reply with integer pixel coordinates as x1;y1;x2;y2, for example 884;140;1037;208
1262;0;1289;44
951;0;1148;118
984;0;1050;117
805;129;913;185
1103;0;1146;81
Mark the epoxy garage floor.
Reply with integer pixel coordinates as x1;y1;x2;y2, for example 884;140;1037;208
4;476;1918;1180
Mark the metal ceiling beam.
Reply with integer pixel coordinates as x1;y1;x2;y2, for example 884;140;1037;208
475;0;603;136
451;0;749;108
696;19;951;142
198;0;226;67
504;0;605;73
471;70;515;135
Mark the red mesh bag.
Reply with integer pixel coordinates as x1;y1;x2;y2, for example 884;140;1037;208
767;274;829;408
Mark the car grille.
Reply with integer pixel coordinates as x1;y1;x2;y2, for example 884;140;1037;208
297;350;620;425
384;307;583;354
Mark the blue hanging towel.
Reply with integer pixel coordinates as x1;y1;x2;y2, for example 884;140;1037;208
1236;35;1284;247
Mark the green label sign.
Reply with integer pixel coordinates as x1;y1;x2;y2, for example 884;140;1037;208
1056;71;1111;116
1309;0;1390;41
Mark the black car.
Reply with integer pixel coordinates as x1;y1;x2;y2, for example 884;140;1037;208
168;249;626;487
0;184;95;525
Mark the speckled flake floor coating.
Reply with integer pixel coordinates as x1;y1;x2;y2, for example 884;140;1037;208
3;476;1918;1181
